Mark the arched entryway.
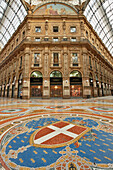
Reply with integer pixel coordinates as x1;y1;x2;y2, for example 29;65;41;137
89;73;94;97
18;73;23;98
3;80;6;97
70;71;82;97
30;71;43;98
7;78;11;97
12;76;16;98
50;71;62;98
96;75;99;96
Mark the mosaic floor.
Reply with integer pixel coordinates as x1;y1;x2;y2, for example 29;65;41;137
0;96;113;170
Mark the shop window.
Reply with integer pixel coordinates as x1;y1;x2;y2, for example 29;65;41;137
53;26;58;32
35;27;41;32
53;37;59;42
70;26;76;33
53;53;59;66
71;37;76;42
34;53;40;66
72;53;78;66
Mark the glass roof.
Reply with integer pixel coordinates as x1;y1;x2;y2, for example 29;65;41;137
84;0;113;57
0;0;27;49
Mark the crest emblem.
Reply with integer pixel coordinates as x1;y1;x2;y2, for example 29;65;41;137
30;121;90;148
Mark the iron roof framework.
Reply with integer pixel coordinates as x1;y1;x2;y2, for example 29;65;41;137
84;0;113;57
0;0;27;49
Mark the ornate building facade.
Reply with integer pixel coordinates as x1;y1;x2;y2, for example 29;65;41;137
0;0;113;99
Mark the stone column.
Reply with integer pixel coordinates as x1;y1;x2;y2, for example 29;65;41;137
43;52;50;99
63;51;70;99
22;47;30;99
82;50;91;98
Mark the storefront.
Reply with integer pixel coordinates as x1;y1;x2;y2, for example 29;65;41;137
50;71;62;98
30;71;43;98
70;71;82;97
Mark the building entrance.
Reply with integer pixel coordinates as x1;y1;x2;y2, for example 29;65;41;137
50;71;62;98
70;71;82;97
30;71;43;98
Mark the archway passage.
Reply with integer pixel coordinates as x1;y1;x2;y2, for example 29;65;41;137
70;71;82;97
50;71;62;98
89;73;94;97
7;78;10;97
12;77;16;98
18;73;23;98
30;71;43;98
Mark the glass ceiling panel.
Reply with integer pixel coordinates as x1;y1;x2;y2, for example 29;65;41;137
84;0;113;57
0;0;27;49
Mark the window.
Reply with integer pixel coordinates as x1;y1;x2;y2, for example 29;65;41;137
71;37;76;42
53;26;58;32
53;37;59;42
63;37;68;41
86;31;88;37
23;31;25;38
20;56;22;68
53;53;59;66
16;38;18;44
35;27;41;32
89;56;92;68
44;37;49;41
35;38;40;42
34;53;40;66
70;26;76;32
72;53;78;66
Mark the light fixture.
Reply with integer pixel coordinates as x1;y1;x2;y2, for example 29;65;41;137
55;86;58;89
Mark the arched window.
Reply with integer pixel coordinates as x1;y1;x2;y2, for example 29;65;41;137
70;71;82;77
31;71;42;78
50;71;62;78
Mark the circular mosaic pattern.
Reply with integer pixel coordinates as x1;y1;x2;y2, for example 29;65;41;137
0;108;28;115
46;105;71;110
90;107;113;112
1;115;113;169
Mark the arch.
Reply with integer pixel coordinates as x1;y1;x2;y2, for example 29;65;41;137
7;78;11;97
50;71;62;97
89;72;94;97
70;70;82;98
30;71;43;98
33;2;78;16
50;70;62;78
70;70;82;78
12;76;16;98
18;73;23;98
30;71;43;78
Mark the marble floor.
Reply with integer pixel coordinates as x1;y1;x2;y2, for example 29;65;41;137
0;96;113;170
